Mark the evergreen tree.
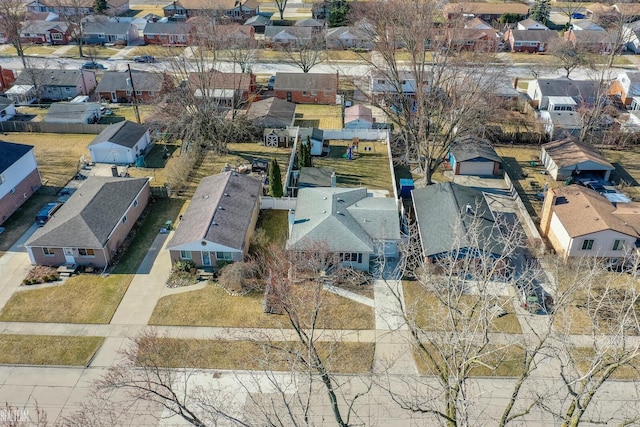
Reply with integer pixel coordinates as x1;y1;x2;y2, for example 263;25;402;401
328;0;350;27
94;0;108;13
530;0;551;24
304;136;312;167
269;158;283;197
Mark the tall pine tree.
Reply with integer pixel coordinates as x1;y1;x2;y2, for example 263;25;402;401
530;0;551;24
94;0;108;13
269;158;283;197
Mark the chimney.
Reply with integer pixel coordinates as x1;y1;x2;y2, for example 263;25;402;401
288;209;295;237
539;188;557;237
330;171;336;187
513;77;519;89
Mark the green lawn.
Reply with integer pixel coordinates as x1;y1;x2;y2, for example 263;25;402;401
137;338;375;373
0;198;184;323
0;335;104;366
314;140;395;194
149;283;374;329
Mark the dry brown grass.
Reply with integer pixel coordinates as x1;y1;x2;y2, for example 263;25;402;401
149;283;374;330
138;338;375;373
571;347;640;380
403;280;522;334
2;133;93;189
294;104;343;129
0;335;104;366
603;148;640;201
414;343;526;377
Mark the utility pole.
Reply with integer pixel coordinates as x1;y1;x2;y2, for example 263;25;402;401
127;64;141;124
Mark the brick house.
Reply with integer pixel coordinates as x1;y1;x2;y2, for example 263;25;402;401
163;0;259;22
143;22;191;46
563;28;614;54
20;20;74;45
443;2;529;22
0;141;42;226
25;176;150;268
26;0;129;15
505;29;558;53
273;72;337;104
96;70;170;103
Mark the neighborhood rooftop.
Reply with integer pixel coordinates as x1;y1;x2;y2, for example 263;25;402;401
542;137;614;169
90;121;148;149
0;141;33;174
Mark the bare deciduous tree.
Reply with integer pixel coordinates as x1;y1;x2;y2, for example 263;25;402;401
0;0;28;68
53;0;90;57
282;34;326;73
549;39;590;79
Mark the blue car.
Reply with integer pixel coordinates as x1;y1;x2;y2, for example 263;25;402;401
571;12;585;19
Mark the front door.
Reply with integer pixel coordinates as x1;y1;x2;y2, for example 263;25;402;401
287;92;292;102
110;91;117;102
63;248;75;265
202;252;211;267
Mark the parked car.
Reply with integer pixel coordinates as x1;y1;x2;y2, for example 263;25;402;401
133;55;156;63
36;202;63;226
267;75;276;90
81;61;107;70
571;12;586;19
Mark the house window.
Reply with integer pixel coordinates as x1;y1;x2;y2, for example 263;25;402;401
149;91;155;97
78;248;95;257
51;33;62;40
216;252;233;261
180;250;192;260
311;91;317;96
126;89;132;96
136;90;142;96
122;215;128;224
613;240;625;251
98;34;105;39
340;252;362;263
581;239;594;250
514;41;523;46
302;91;307;96
133;199;138;208
465;40;474;45
42;248;55;256
376;79;385;84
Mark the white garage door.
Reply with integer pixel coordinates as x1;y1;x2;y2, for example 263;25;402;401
458;161;494;176
91;148;129;164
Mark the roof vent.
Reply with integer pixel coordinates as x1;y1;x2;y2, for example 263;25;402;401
465;204;474;215
212;220;218;226
218;206;224;210
224;192;230;197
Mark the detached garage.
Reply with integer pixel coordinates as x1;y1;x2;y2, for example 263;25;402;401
89;120;150;165
541;137;615;181
449;135;502;176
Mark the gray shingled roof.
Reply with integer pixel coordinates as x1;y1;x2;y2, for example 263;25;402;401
287;187;400;253
84;21;133;36
412;182;504;258
298;167;334;188
21;20;70;34
510;29;559;43
14;69;83;87
245;97;296;127
25;176;148;248
450;135;502;163
96;71;164;93
45;102;100;121
167;171;262;251
325;26;369;40
143;22;190;35
274;72;337;91
0;96;14;111
264;26;312;41
535;78;600;98
0;141;34;174
89;121;148;149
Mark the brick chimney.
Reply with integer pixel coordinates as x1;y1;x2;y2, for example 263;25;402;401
539;188;557;237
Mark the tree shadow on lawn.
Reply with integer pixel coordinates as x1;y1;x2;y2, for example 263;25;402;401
501;156;539;220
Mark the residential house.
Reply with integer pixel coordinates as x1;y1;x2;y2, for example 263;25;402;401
96;71;168;103
188;71;256;106
623;20;640;54
44;101;101;124
540;184;640;262
585;3;618;21
25;176;150;268
464;17;493;30
26;0;130;15
20;21;74;45
517;19;548;31
143;22;190;45
570;19;605;31
89;120;150;164
443;2;529;22
527;78;601;110
505;29;558;53
325;26;373;50
245;97;296;128
274;72;337;104
448;135;502;176
614;3;640;22
264;26;312;47
564;29;614;54
163;0;259;21
216;24;255;43
412;182;505;262
540;111;582;140
295;18;326;34
4;85;37;105
12;69;96;101
541;137;615;181
609;71;640;107
83;21;138;46
167;171;262;267
370;70;424;103
447;28;499;52
243;14;272;34
0;97;16;122
0;141;42;225
344;104;373;129
287;187;401;271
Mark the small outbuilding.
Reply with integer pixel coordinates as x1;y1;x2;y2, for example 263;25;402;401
44;101;102;124
541;137;615;181
449;135;502;176
344;104;373;129
89;120;150;165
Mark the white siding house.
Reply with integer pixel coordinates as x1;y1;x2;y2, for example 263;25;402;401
88;120;150;164
0;141;42;225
